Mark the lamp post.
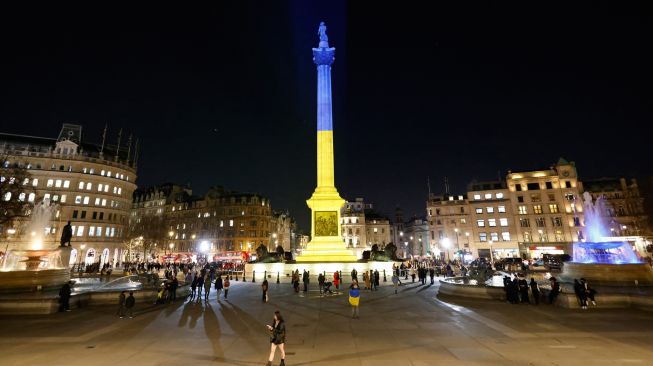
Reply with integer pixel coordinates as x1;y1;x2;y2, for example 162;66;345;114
488;240;494;264
454;228;460;255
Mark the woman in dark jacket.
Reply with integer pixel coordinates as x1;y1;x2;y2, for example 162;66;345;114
214;275;223;300
266;310;286;366
529;278;540;305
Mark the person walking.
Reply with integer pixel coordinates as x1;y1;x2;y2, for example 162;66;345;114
333;271;340;290
392;272;400;294
581;278;597;307
116;291;126;318
429;267;435;285
363;271;371;290
262;279;269;303
518;276;530;304
169;277;178;303
292;271;299;293
58;281;72;312
529;278;540;305
373;269;380;291
410;266;416;283
548;277;560;305
190;274;198;300
214;274;223;300
266;310;286;366
349;280;361;319
125;291;136;318
223;276;230;299
302;270;309;292
351;268;358;283
196;274;205;300
318;273;325;294
203;274;211;301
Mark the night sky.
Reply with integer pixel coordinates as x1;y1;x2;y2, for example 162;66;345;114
2;2;652;231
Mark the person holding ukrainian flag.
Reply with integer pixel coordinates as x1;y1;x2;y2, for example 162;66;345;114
349;279;361;319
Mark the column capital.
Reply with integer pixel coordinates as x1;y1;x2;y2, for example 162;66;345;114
313;47;335;66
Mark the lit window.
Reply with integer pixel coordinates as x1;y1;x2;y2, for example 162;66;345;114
117;187;122;194
373;228;378;233
23;178;29;185
220;220;224;227
47;179;54;187
484;193;492;199
477;220;485;227
60;195;67;203
43;193;50;201
28;193;36;202
101;170;105;176
518;205;528;215
89;226;95;236
533;205;543;214
486;207;494;213
473;194;481;200
488;219;496;227
479;232;487;242
104;185;109;192
76;226;84;236
102;199;107;206
501;232;511;241
89;168;95;174
86;182;92;190
75;196;82;204
94;198;100;206
83;196;90;205
229;220;234;227
32;179;39;187
18;192;25;201
55;179;62;188
498;205;506;213
52;195;59;202
78;181;84;190
107;171;111;177
98;184;103;192
475;208;483;214
519;218;530;227
499;218;508;227
63;180;70;188
490;232;499;241
96;227;102;237
549;204;559;213
113;186;117;194
496;193;504;199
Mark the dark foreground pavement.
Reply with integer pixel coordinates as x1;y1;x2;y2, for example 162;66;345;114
1;280;652;366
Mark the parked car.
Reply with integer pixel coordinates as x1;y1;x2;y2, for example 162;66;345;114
543;254;571;270
494;257;523;271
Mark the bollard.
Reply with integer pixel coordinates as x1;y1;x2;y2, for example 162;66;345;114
383;269;387;282
276;271;280;284
235;270;238;281
264;270;267;280
252;270;256;283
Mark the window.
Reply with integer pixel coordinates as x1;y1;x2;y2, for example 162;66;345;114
535;217;546;227
618;206;626;216
539;231;548;242
488;219;496;227
533;205;543;214
484;193;492;199
531;194;541;202
479;232;487;242
101;170;105;176
107;171;112;177
43;193;50;201
517;196;524;203
89;226;95;236
519;218;530;228
373;227;378;233
473;194;481;200
104;185;109;192
98;184;103;192
524;231;532;242
486;207;494;213
63;180;70;188
545;181;553;189
86;182;92;190
102;199;107;206
460;218;466;224
78;181;84;189
548;193;555;201
96;227;102;237
552;217;563;227
573;217;581;227
47;179;54;187
549;204;559;213
55;179;62;188
75;196;82;204
475;208;483;214
60;195;67;203
496;192;504;199
92;212;97;220
81;211;86;219
515;184;522;191
94;198;100;206
527;183;540;190
565;193;574;201
499;218;508;227
83;196;90;205
28;193;36;202
555;230;564;242
498;205;506;213
490;232;499;241
76;226;84;236
477;220;485;227
18;192;25;201
32;178;39;187
72;210;78;219
565;181;572;188
52;194;59;202
229;220;234;227
501;232;511;241
518;205;528;215
99;212;104;220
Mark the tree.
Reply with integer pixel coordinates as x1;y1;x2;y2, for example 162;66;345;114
0;155;33;230
126;214;166;261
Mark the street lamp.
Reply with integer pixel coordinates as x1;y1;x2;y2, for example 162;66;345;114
442;238;451;262
488;240;494;264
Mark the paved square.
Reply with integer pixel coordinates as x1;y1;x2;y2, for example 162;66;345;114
1;280;652;365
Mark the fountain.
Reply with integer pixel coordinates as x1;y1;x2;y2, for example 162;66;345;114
560;192;653;287
0;199;71;292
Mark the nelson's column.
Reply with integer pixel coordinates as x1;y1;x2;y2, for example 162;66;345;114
297;22;357;262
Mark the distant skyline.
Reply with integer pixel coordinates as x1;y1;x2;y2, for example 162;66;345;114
2;3;652;231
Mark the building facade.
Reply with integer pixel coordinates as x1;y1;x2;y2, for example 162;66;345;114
1;124;138;267
340;198;392;257
426;194;471;260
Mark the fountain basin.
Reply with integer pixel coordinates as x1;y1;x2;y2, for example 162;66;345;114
561;262;653;287
0;268;71;293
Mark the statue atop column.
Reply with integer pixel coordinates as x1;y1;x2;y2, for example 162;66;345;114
318;21;329;48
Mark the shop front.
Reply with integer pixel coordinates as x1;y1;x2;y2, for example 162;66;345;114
528;245;565;259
